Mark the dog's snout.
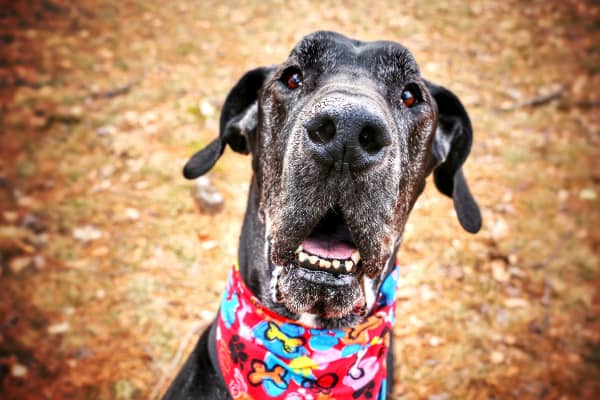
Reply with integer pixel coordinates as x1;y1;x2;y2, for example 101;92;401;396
304;100;391;172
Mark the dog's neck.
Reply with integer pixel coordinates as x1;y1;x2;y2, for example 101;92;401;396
237;178;269;298
215;263;398;399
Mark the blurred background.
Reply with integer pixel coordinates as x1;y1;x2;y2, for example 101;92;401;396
0;0;598;398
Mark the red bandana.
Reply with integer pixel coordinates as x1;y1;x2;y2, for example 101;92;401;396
216;264;399;400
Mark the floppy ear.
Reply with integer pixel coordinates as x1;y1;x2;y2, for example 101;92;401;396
183;66;273;179
425;80;482;233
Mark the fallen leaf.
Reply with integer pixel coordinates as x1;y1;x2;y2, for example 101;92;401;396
48;322;70;335
490;351;505;364
428;393;450;400
96;125;114;136
2;211;19;223
9;256;33;274
11;364;28;378
579;188;597;200
91;246;109;257
504;298;529;308
491;260;510;283
201;240;218;250
199;100;215;117
557;189;569;202
125;208;140;220
33;255;46;269
199;310;214;322
428;336;442;347
73;225;103;242
490;218;509;241
396;287;417;299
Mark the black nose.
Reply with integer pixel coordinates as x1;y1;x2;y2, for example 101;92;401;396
304;102;391;172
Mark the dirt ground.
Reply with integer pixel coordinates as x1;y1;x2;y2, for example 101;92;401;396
0;0;599;399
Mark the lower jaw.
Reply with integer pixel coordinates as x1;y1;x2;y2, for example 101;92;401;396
275;263;365;320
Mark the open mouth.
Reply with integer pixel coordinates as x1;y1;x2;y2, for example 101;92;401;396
294;208;362;274
272;207;377;324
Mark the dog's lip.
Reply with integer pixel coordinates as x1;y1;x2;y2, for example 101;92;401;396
291;263;358;285
273;261;367;319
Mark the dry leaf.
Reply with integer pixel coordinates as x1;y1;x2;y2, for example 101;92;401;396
490;351;505;364
491;260;510;283
504;298;529;308
47;322;70;335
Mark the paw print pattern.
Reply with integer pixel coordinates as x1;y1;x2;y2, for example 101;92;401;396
229;334;249;367
352;381;375;399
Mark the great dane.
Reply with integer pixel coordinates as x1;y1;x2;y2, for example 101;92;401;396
163;31;481;400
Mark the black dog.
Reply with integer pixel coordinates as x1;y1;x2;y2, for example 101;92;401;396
163;31;481;400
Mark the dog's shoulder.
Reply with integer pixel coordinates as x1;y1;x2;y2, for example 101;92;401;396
162;323;230;400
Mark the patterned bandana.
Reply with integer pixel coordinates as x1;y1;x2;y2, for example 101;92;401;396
216;264;399;400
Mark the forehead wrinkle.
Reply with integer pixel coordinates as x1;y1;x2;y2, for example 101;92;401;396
368;44;420;82
292;33;419;83
291;32;363;73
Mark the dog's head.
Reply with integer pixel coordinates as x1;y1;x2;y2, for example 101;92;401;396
184;31;481;328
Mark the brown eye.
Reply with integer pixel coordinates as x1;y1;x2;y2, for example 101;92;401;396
287;72;302;90
281;67;303;90
401;89;416;107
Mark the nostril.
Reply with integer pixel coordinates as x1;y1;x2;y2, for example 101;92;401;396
307;118;336;145
358;125;386;155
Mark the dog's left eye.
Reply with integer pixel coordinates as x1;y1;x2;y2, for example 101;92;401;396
401;88;416;108
281;67;303;90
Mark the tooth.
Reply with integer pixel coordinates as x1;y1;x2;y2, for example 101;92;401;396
308;255;319;265
345;260;353;272
294;245;303;254
351;251;361;264
319;259;331;269
332;260;341;269
298;252;308;263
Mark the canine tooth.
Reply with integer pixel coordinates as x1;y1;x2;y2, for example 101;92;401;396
332;260;341;269
351;251;361;264
308;255;319;265
319;259;331;269
298;252;309;263
345;260;353;272
294;245;303;254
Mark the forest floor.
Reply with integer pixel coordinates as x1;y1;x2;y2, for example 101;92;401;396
0;0;599;399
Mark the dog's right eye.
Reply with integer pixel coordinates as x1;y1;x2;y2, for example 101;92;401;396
280;67;303;90
401;83;423;108
401;88;416;107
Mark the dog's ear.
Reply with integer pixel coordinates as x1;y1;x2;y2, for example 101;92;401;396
183;67;273;179
425;80;482;234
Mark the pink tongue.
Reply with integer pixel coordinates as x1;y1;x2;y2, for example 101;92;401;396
302;237;355;260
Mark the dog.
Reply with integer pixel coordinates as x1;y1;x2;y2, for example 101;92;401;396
163;31;481;400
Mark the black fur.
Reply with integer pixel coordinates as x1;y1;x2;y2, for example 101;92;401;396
164;31;481;400
183;67;273;179
426;80;482;233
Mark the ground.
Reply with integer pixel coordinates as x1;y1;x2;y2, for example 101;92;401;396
0;0;599;399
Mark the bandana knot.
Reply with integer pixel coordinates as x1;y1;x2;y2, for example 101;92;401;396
216;264;399;400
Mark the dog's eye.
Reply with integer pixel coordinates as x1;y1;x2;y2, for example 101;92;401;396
281;67;303;90
401;88;416;108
